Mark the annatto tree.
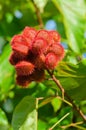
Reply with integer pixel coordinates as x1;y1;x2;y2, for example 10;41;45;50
0;0;86;130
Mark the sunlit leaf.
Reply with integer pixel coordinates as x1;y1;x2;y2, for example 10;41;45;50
51;98;62;112
0;108;9;130
52;0;86;53
0;44;14;100
12;96;37;130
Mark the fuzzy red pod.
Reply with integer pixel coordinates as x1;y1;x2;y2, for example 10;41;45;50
49;30;61;43
16;75;32;87
15;61;34;76
45;43;65;60
32;38;47;54
9;26;65;87
12;43;29;58
31;69;45;82
9;51;26;65
22;26;37;41
45;53;59;70
36;30;50;44
33;54;45;69
11;34;31;47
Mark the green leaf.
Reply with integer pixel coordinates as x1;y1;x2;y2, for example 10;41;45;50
0;44;14;100
12;96;37;130
38;97;55;108
51;98;62;112
55;61;86;101
38;120;47;130
0;108;9;130
52;0;86;53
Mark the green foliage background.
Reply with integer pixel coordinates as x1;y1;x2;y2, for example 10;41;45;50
0;0;86;130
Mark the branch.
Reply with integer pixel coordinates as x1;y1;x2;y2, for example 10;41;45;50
49;112;70;130
32;0;44;29
47;69;86;122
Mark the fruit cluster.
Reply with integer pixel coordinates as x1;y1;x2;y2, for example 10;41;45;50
9;26;65;87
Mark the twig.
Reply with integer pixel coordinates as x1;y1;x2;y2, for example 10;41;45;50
61;121;85;130
32;0;44;29
47;69;86;122
49;112;70;130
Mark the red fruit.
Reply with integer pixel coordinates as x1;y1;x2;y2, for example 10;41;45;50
9;51;25;65
31;69;45;82
22;26;37;41
11;34;30;47
9;52;17;65
16;75;32;87
36;30;50;44
32;38;47;54
45;53;59;70
12;43;29;58
49;30;60;43
33;54;45;69
15;61;34;76
45;43;65;60
9;26;64;87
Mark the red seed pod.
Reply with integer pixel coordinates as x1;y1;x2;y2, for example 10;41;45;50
11;34;30;47
45;53;59;70
15;61;34;76
32;38;47;54
12;43;29;58
45;43;65;60
33;54;45;69
49;30;61;43
9;51;25;65
36;30;50;44
31;69;45;82
22;26;37;41
16;75;32;87
9;26;65;87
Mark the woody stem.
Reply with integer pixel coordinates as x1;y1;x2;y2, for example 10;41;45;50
47;69;86;122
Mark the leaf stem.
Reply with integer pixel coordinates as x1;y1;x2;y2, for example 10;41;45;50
47;69;86;122
49;112;70;130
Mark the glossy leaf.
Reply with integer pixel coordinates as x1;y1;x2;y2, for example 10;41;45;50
51;98;62;112
0;108;9;130
52;0;86;53
12;96;37;130
0;44;14;100
55;61;86;100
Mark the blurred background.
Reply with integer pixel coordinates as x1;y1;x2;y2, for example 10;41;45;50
0;0;86;130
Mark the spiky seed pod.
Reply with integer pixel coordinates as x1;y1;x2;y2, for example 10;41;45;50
16;75;32;87
33;54;45;69
49;30;61;43
36;30;50;44
15;61;34;76
31;69;45;82
45;43;65;60
32;38;47;54
9;26;65;87
12;43;29;58
9;51;25;65
45;53;59;70
11;34;30;47
22;26;37;41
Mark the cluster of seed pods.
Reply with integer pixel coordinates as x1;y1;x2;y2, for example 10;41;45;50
9;26;65;87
